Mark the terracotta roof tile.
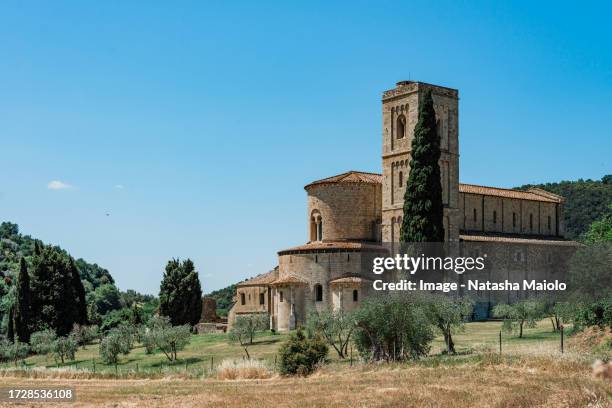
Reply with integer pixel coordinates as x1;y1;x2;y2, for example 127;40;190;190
278;241;387;255
459;234;579;246
305;171;383;189
237;267;279;287
270;274;308;286
329;274;372;284
459;184;562;203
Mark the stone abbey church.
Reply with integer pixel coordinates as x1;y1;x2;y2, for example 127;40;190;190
228;81;573;331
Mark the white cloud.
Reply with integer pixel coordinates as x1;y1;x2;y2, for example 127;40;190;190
114;184;125;189
47;180;73;190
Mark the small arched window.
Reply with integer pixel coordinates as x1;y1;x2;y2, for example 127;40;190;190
473;209;477;223
529;214;533;230
352;289;358;302
512;212;517;228
259;293;265;305
493;211;497;224
240;293;245;305
315;284;323;302
279;291;284;303
317;219;323;241
396;114;406;139
398;171;403;187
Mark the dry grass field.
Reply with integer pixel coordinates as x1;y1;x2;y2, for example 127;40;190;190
0;321;610;407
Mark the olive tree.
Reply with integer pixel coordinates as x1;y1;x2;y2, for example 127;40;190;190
306;310;355;359
493;299;545;338
228;313;269;359
426;295;473;354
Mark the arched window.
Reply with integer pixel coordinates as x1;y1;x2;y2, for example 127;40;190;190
310;211;323;242
279;291;284;303
529;214;533;230
240;293;245;305
352;289;358;302
512;212;517;228
493;210;497;224
259;293;265;305
398;171;403;187
473;209;477;223
396;114;406;139
315;284;323;302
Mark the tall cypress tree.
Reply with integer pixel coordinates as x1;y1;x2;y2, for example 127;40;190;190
7;306;15;343
159;258;203;326
14;258;31;343
400;89;445;242
69;258;88;325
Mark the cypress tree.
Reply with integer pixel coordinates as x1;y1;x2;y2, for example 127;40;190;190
7;306;15;343
69;258;88;325
400;89;445;242
159;258;203;326
14;258;31;343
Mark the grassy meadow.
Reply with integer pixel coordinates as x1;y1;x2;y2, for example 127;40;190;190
0;320;610;407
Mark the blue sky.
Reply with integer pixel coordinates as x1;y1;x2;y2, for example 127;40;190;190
1;1;610;294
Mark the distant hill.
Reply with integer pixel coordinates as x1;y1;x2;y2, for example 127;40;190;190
0;222;115;294
516;175;612;239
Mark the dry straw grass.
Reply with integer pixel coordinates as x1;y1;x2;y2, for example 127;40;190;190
216;358;274;380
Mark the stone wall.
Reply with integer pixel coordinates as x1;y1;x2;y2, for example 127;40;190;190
459;192;560;236
306;183;381;242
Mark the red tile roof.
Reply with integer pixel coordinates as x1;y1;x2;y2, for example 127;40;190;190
237;267;279;287
304;171;383;189
459;184;562;203
270;274;308;286
459;234;579;246
278;241;387;255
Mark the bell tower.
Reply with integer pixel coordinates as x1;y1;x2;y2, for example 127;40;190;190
381;81;460;242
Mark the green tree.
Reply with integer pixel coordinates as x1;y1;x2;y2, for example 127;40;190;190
400;89;444;242
427;295;473;354
99;331;131;364
159;258;203;326
0;340;30;366
89;284;122;316
144;316;191;361
70;259;88;325
228;314;269;358
306;310;355;359
493;300;545;338
53;335;78;364
14;258;31;343
582;205;612;243
6;306;15;342
29;243;78;335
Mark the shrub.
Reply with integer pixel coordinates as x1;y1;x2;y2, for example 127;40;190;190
574;298;612;330
70;324;99;348
0;340;30;365
30;329;57;355
216;358;274;380
353;294;434;361
278;329;327;376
